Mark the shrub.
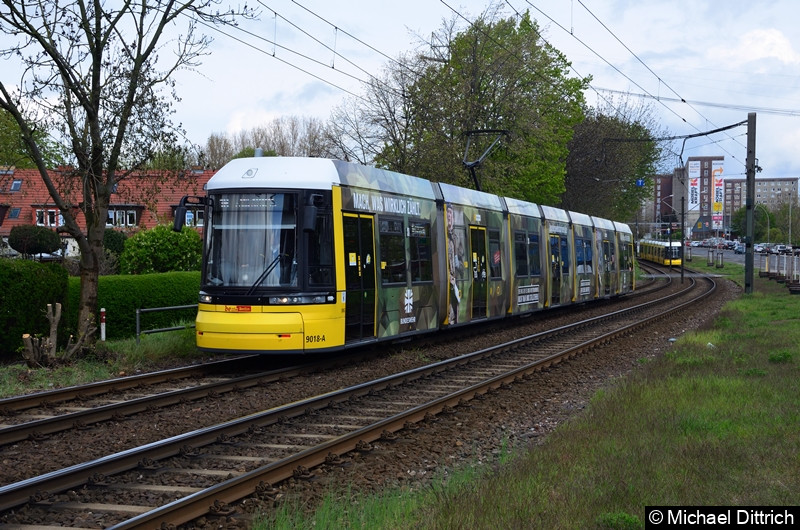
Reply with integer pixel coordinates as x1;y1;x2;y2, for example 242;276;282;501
119;225;202;274
596;511;643;530
67;271;200;340
0;259;68;361
103;229;127;257
8;224;62;257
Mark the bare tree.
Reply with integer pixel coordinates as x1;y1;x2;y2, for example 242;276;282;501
0;0;255;349
203;116;335;166
563;96;671;221
204;132;236;169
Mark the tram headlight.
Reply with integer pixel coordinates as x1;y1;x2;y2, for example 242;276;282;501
199;293;214;304
269;294;333;305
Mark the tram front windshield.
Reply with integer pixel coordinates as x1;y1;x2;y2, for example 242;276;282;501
667;245;680;260
204;193;297;289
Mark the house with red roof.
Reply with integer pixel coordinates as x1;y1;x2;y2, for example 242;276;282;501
0;166;213;257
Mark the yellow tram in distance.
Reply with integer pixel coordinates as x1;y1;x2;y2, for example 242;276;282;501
639;239;683;266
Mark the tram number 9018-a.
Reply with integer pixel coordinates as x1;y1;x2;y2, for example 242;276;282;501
305;334;326;343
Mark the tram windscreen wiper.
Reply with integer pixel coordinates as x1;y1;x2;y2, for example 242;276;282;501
246;255;281;295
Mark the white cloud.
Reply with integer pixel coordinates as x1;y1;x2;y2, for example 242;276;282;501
710;28;800;65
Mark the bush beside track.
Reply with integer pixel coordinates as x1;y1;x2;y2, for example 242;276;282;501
0;266;200;361
0;260;69;360
67;271;200;341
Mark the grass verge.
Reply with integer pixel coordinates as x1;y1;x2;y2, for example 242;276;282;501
0;323;200;398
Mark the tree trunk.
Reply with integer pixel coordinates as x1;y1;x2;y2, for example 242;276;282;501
73;215;106;351
21;303;60;367
45;303;61;359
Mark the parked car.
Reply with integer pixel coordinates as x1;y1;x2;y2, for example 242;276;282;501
753;244;765;253
734;243;745;254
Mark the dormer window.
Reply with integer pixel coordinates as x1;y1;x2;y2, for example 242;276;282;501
10;179;21;192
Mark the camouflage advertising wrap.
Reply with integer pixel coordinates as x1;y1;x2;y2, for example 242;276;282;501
440;184;507;325
336;162;440;339
505;197;545;315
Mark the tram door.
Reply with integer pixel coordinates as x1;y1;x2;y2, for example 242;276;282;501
343;214;376;342
550;235;563;305
470;227;488;319
602;239;613;295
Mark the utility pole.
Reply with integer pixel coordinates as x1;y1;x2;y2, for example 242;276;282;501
681;195;685;284
744;112;757;294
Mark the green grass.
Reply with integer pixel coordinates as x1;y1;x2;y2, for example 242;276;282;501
0;323;200;398
254;265;800;528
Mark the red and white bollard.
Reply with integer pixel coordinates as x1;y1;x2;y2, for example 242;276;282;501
100;307;106;341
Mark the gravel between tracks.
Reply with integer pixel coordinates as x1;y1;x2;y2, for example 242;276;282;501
0;277;740;528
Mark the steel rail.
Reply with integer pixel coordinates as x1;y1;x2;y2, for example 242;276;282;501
0;361;313;447
0;356;259;414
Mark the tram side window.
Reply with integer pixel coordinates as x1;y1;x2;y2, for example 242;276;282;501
528;234;541;276
560;237;570;273
410;222;433;282
380;218;406;284
515;231;541;277
514;232;528;276
576;238;593;273
621;243;633;270
308;213;334;287
489;229;502;279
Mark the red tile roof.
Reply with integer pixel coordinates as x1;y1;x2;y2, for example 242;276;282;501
0;167;213;238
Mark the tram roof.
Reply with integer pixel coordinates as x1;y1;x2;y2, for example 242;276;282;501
568;211;593;227
438;182;504;210
504;196;541;218
206;156;436;199
540;204;570;223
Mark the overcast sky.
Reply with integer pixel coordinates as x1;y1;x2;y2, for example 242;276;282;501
171;0;800;182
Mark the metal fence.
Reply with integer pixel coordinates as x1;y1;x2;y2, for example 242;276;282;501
135;304;197;344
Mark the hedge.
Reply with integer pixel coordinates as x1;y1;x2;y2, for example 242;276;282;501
67;271;201;341
0;259;69;361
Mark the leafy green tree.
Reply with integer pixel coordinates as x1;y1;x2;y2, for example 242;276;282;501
562;100;667;221
0;1;254;347
103;229;127;257
730;206;775;243
773;199;799;246
8;225;62;258
120;225;201;274
0;109;64;168
328;5;588;205
145;145;199;171
233;147;257;160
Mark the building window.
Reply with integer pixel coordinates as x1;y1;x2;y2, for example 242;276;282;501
36;209;62;227
10;179;22;192
8;207;20;219
106;208;138;227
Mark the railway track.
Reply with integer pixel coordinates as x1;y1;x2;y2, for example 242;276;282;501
0;356;281;447
0;264;712;528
